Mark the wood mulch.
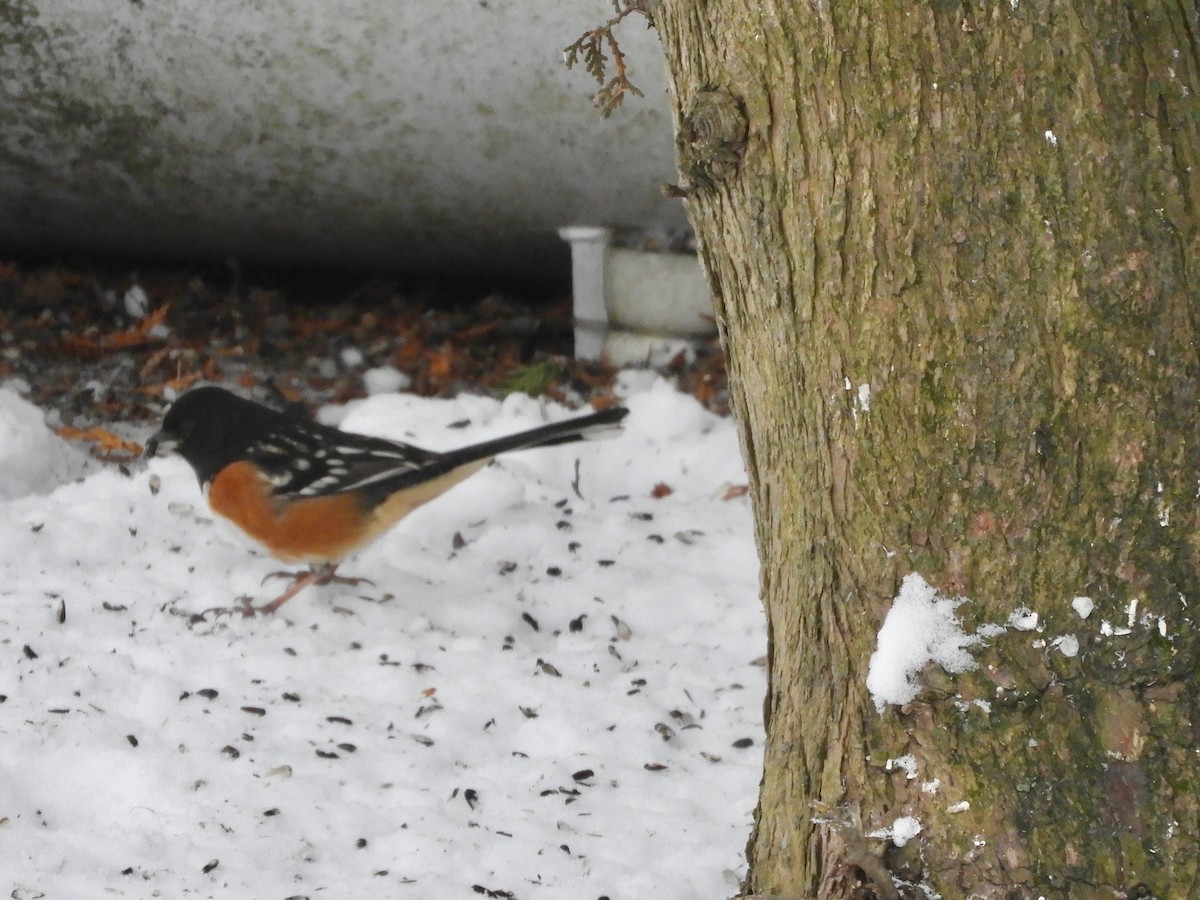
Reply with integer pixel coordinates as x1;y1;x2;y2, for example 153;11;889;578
0;258;729;463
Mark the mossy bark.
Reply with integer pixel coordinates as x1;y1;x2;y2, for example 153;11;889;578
655;1;1200;895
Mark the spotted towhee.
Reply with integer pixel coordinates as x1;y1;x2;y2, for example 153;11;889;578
146;385;628;615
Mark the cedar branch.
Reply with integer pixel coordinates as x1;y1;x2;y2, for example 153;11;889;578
563;2;653;117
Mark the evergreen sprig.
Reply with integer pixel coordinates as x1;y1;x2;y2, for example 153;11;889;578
563;2;654;117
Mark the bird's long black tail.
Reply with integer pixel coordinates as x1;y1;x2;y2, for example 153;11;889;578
357;405;629;506
438;405;629;468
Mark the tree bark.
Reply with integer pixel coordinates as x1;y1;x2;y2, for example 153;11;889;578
654;1;1200;895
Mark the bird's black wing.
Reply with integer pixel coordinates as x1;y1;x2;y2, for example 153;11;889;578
246;418;442;501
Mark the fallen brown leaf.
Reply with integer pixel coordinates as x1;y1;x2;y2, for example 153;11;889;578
426;345;458;386
57;426;143;457
106;303;170;349
137;346;172;380
453;320;502;343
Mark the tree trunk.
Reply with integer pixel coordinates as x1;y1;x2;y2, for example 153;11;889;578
653;1;1200;895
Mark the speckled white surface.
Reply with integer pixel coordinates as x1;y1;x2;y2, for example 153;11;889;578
0;376;763;899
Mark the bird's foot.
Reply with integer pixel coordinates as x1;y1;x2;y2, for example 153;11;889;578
198;564;373;619
261;563;374;591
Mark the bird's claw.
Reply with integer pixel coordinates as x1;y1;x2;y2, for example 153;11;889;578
195;596;267;620
195;566;372;621
260;567;373;589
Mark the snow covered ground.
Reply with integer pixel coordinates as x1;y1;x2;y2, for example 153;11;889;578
0;373;763;899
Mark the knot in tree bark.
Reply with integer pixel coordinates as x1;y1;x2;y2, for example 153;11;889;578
677;89;749;192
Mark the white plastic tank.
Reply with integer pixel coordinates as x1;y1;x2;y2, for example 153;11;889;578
0;1;687;280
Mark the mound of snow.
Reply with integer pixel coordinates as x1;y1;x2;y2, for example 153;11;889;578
0;387;92;500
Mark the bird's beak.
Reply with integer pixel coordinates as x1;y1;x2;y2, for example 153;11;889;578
144;431;178;459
